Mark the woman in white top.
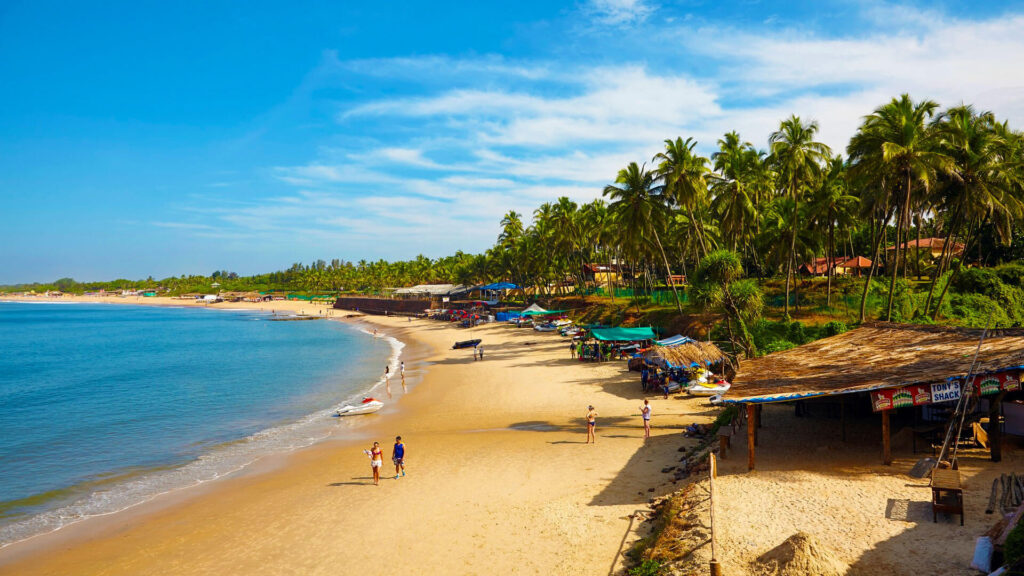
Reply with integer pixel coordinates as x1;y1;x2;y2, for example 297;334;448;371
640;399;652;439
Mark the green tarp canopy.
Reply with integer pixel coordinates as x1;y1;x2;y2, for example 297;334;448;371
590;327;657;341
521;309;568;316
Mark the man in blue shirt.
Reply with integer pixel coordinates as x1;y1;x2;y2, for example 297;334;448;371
392;436;406;479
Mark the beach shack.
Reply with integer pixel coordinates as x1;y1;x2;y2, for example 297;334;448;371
720;323;1024;470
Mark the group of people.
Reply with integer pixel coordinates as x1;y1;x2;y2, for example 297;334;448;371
584;398;654;443
365;436;406;486
384;361;407;398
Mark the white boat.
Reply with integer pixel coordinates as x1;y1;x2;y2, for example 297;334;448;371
533;323;558;332
335;397;384;416
686;380;731;396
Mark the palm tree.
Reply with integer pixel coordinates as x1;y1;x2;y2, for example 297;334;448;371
807;156;857;308
603;162;684;315
927;107;1024;318
691;249;762;359
654;137;713;263
769;115;832;318
847;94;949;321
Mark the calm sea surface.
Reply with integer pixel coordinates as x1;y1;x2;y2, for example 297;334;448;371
0;301;396;545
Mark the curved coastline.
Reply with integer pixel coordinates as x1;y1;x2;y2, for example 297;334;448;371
0;300;412;549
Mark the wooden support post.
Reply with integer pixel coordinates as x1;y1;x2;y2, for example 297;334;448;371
991;391;1006;462
841;396;847;442
882;409;892;465
747;404;757;471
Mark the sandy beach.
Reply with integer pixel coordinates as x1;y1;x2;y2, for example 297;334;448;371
0;296;714;575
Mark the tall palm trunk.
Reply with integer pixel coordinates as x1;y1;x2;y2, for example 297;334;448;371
827;220;834;309
923;206;962;316
932;219;975;321
886;173;913;321
784;178;799;319
859;198;892;322
651;229;684;316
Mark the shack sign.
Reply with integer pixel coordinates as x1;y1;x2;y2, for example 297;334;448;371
931;380;962;404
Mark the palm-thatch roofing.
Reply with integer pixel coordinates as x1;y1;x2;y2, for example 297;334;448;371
721;322;1024;404
645;340;727;367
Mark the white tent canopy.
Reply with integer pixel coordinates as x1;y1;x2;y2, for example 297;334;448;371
522;303;547;313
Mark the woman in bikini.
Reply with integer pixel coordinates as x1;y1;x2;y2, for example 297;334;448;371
366;441;383;485
585;405;597;444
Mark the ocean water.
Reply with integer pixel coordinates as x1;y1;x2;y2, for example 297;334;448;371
0;301;398;545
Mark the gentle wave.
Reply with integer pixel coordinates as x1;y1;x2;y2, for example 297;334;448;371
0;316;405;548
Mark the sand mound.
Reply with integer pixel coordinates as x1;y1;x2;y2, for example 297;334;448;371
751;532;848;576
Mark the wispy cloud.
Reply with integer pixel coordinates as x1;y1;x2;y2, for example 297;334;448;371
585;0;656;25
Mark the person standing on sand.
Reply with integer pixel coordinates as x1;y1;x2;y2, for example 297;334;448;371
570;341;576;359
366;442;383;486
392;436;406;479
640;399;652;439
478;344;484;360
585;405;597;444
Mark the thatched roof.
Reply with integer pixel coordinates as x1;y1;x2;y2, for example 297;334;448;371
722;323;1024;404
646;340;727;367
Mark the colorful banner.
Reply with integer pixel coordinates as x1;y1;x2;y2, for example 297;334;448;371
971;370;1021;396
871;384;933;412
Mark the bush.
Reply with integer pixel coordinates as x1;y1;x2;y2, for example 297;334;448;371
786;321;807;345
628;560;662;576
952;267;1003;297
996;263;1024;288
946;293;1013;328
822;321;848;337
763;339;797;353
1006;520;1024;569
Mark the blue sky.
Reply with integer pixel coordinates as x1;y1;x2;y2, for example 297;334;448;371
2;0;1024;283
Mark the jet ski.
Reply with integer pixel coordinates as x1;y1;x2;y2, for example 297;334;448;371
335;397;384;416
686;380;731;396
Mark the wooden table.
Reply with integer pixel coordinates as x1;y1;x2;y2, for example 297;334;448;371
931;468;964;526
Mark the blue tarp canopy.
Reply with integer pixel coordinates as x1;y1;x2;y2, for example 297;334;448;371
655;334;695;347
590;327;657;342
479;282;518;290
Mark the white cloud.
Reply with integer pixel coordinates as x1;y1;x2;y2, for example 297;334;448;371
173;2;1024;260
586;0;655;25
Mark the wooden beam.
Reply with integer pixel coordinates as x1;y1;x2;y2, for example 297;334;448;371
991;391;1006;462
747;404;757;471
882;409;892;465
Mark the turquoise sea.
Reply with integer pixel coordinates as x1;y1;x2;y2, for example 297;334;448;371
0;301;396;545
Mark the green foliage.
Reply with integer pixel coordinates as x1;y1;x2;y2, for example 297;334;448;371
762;339;798;353
822;320;848;336
786;321;807;344
1005;520;1024;568
628;560;662;576
952;267;1003;297
996;263;1024;288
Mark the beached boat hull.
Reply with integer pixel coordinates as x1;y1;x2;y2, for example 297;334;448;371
335;399;384;416
453;339;482;349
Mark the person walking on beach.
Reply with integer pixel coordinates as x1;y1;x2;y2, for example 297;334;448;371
392;436;406;479
585;405;597;444
366;442;384;486
478;344;484;360
640;399;652;439
570;341;576;359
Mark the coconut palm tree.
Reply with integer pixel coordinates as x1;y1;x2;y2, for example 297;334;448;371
807;155;858;308
769;116;832;318
927;106;1024;318
848;94;950;321
603;162;684;315
654;137;713;263
690;249;762;359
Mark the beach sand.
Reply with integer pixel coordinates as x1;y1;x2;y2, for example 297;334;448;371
0;297;713;575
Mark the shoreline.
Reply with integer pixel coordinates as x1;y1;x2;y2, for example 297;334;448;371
0;297;421;554
0;296;714;575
